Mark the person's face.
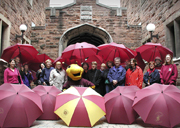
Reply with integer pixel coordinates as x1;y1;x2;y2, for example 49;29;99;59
166;56;171;63
56;64;62;70
131;60;135;67
101;66;105;71
41;63;45;69
125;61;130;66
108;62;112;67
15;57;20;64
91;64;97;70
83;64;88;70
149;63;155;69
155;59;160;65
46;61;51;68
9;60;15;68
114;60;120;67
21;66;24;71
24;65;29;71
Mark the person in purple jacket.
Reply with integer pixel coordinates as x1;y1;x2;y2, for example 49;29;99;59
160;54;178;85
63;64;95;90
107;57;126;92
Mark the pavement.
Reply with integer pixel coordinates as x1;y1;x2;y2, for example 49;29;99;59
30;117;161;128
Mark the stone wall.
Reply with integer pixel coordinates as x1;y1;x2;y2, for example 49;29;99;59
31;0;142;60
0;0;50;45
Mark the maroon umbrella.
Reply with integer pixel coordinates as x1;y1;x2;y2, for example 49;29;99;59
61;42;99;63
27;54;54;71
135;42;173;63
85;55;104;69
104;86;139;124
98;42;135;63
0;83;43;128
1;43;38;64
33;85;61;120
133;83;180;128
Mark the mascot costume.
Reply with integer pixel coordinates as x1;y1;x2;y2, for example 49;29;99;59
63;64;95;89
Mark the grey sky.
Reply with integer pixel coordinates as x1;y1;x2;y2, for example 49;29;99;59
50;0;120;7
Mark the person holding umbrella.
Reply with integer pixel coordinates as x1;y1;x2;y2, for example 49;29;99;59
82;62;89;80
4;59;23;84
160;54;178;85
49;61;67;90
155;56;162;72
125;58;143;89
36;63;45;85
40;59;54;86
20;64;34;89
143;61;160;86
107;57;126;91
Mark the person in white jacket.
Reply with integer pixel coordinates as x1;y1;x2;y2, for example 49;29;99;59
49;61;67;90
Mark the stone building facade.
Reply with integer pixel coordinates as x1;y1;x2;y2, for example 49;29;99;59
0;0;50;84
31;0;142;59
120;0;180;85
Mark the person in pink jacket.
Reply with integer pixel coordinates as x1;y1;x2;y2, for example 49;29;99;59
4;59;23;84
160;54;178;85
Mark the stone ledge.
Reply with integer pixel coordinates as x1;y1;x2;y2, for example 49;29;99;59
31;26;46;30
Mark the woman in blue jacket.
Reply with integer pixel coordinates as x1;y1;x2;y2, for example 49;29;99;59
143;61;160;87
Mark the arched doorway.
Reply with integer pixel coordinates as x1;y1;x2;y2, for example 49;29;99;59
58;23;113;56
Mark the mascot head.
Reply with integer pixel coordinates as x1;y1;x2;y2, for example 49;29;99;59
66;64;84;81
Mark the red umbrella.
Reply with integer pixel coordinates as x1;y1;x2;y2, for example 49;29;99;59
135;42;173;63
1;43;38;64
85;55;104;69
104;86;139;124
135;52;146;71
133;83;180;128
27;54;54;71
98;42;135;63
61;42;99;63
33;85;61;120
0;83;43;128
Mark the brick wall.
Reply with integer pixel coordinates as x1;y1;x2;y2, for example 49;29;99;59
0;0;50;45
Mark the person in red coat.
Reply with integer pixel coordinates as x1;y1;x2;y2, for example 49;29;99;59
125;58;143;89
160;54;178;85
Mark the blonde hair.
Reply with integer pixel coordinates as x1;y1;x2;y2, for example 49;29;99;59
164;54;173;65
45;59;52;63
101;63;106;67
92;61;97;65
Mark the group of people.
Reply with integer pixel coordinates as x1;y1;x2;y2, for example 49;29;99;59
3;54;178;96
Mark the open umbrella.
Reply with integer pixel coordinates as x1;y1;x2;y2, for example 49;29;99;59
135;42;173;63
33;85;61;120
133;83;180;128
54;86;106;127
0;83;43;127
98;42;135;63
61;42;99;63
27;54;54;71
85;55;104;69
104;86;139;124
1;43;38;64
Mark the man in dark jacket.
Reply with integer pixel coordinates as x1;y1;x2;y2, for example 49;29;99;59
87;61;102;94
107;57;126;91
40;59;54;86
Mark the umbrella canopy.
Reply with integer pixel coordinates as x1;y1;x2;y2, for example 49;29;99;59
27;54;54;71
61;42;99;63
85;55;104;69
54;86;106;127
104;86;139;124
1;43;38;64
33;85;61;120
135;42;173;63
98;42;135;63
133;83;180;128
0;83;43;127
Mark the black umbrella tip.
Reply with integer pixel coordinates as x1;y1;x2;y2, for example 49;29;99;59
120;93;122;95
47;92;49;94
17;92;18;95
161;91;163;93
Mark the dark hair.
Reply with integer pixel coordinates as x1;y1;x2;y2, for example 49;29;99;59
131;58;137;66
106;60;114;68
8;59;15;67
39;63;45;69
82;62;89;70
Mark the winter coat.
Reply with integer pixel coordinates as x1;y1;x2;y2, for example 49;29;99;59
21;71;34;88
125;66;143;89
40;67;54;85
49;69;67;90
87;69;102;94
160;64;178;85
143;68;160;86
107;66;126;87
